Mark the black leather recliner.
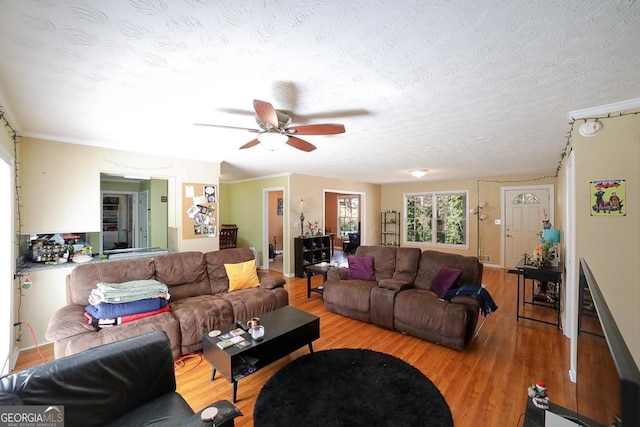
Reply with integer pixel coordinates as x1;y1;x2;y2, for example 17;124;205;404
0;331;241;427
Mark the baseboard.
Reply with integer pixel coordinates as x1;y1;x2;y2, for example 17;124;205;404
9;345;20;371
482;263;501;269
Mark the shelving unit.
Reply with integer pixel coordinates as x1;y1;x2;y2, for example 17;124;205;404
294;235;332;278
102;196;120;250
381;211;400;246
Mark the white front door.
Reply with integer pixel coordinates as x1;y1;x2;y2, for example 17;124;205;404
503;186;552;269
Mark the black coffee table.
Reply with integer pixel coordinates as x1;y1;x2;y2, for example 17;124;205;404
202;306;320;402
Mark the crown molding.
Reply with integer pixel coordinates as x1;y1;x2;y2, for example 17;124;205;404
568;97;640;120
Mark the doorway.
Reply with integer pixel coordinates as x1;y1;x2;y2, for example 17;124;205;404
323;189;366;255
502;185;554;269
101;191;139;251
263;188;285;273
100;174;168;254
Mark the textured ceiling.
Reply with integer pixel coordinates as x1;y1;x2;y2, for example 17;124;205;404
0;0;639;183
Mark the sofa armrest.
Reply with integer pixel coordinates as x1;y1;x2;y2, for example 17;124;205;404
377;278;413;291
449;295;481;309
178;400;243;427
257;271;286;289
2;331;176;427
45;304;95;341
327;267;348;281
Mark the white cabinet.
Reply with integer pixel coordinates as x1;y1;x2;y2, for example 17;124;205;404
17;265;73;349
20;138;100;233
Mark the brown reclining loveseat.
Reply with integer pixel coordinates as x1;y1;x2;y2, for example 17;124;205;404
323;245;484;350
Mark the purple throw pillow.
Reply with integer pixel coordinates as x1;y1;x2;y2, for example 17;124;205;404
347;256;375;281
430;267;463;298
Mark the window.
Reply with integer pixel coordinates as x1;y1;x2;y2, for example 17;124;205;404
513;193;540;204
338;196;359;235
404;191;468;246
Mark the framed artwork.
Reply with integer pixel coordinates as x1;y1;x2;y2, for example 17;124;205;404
277;198;283;215
591;179;625;216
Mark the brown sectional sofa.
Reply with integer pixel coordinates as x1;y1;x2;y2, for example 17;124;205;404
323;246;483;350
45;248;288;359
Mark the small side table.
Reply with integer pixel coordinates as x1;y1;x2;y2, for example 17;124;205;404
516;261;563;328
305;264;333;298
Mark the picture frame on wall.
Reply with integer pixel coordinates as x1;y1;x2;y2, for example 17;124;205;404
277;198;283;215
590;179;625;216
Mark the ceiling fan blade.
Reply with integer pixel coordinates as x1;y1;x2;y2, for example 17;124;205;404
195;123;259;132
253;99;279;129
239;138;261;149
287;124;345;135
286;136;316;152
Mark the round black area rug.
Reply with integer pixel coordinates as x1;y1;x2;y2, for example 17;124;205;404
253;348;453;427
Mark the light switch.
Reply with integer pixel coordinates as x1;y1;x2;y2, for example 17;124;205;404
494;219;501;225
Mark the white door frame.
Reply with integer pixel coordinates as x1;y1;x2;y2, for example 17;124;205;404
139;190;149;248
500;184;555;268
322;189;367;245
100;190;140;253
0;145;14;373
262;187;285;271
565;151;578;381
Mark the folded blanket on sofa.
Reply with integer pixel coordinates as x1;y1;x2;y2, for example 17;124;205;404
445;284;498;317
83;305;171;329
85;298;169;319
88;279;169;305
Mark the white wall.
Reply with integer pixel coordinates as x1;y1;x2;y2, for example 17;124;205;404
573;112;640;365
0;127;14;373
20;137;221;253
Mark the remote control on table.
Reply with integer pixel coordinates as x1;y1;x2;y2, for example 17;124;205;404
236;321;248;331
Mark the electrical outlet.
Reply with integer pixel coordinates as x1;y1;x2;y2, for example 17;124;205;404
494;219;501;225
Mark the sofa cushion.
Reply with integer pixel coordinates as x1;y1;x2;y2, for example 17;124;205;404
391;247;422;283
348;256;375;281
220;287;288;324
354;246;398;280
154;252;210;302
170;295;234;354
205;248;259;294
68;257;156;306
414;250;483;291
430;267;463;298
225;259;260;291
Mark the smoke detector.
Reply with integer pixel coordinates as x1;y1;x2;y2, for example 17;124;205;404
579;120;603;137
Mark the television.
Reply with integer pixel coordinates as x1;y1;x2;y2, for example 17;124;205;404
576;259;640;427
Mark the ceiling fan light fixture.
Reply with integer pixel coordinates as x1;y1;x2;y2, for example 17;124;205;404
257;132;289;151
410;170;427;178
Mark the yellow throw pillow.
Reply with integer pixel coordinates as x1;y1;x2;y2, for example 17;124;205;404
224;259;260;291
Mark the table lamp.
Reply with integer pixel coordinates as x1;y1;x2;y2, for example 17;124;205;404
541;229;560;245
297;199;306;237
542;229;561;266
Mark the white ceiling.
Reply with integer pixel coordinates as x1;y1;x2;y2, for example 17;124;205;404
0;0;639;184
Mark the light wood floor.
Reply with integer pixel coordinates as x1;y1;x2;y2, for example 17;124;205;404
14;267;576;426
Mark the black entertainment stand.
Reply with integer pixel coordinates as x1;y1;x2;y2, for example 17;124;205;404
524;398;601;427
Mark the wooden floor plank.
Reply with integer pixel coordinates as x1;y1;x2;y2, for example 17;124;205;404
13;266;577;426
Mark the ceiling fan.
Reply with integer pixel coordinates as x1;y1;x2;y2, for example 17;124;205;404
195;99;345;152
